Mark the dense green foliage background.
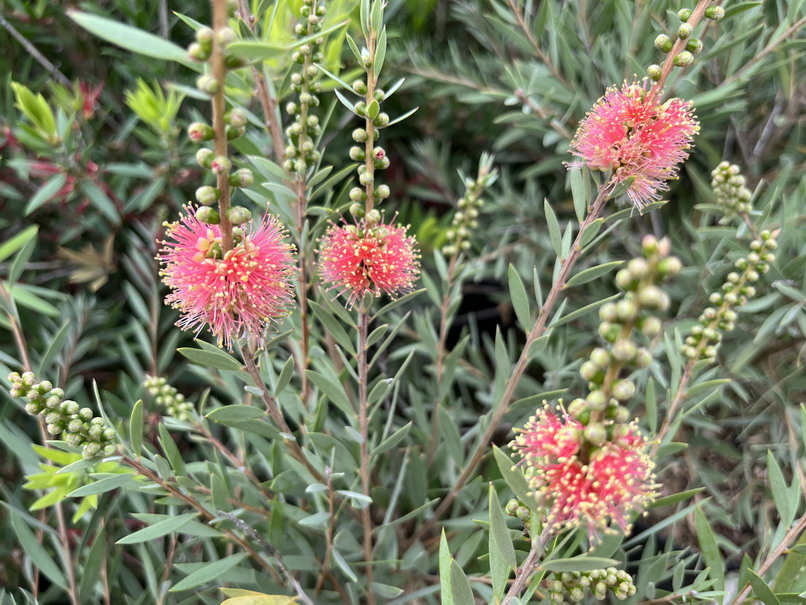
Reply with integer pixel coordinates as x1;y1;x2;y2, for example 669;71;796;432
1;0;805;603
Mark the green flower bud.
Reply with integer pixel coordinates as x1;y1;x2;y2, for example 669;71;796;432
686;38;703;54
366;209;381;225
226;124;245;140
375;184;391;199
673;51;694;67
227;206;252;226
654;34;673;53
612;379;636;401
658;256;682;277
196;74;220;95
211;156;232;174
195;186;220;206
641;316;662;337
352;80;368;94
589;347;610;367
352;128;368;143
349;187;365;202
349;202;364;217
705;6;725;20
188;42;210;61
196;148;215;168
587;391;608;411
678;8;692;21
647;64;662;81
196;206;220;225
196;27;214;46
677;23;693;39
229;168;254;188
612;339;637;362
373;113;390;127
585;423;607;446
349;146;365;161
505;499;520;516
187;122;214;142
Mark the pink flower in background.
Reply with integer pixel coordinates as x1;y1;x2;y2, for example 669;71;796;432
159;207;296;349
568;79;699;209
512;410;656;542
318;217;420;307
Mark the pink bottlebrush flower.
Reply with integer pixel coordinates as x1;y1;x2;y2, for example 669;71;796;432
511;406;584;462
318;217;420;307
158;207;296;349
512;411;656;542
568;79;699;209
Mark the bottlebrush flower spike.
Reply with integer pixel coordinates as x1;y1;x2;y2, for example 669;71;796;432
318;217;420;307
568;79;699;210
512;408;656;542
158;207;296;349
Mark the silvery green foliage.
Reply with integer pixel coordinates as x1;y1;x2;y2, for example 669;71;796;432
1;1;805;604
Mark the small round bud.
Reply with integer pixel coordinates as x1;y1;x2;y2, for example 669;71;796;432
349;202;364;217
587;391;608;411
187;122;214;142
227;206;252;225
188;42;210;61
616;299;638;321
373;113;390;127
612;339;637;362
635;348;653;368
359;172;374;186
505;499;520;516
352;80;368;94
349;187;365;202
647;64;662;81
217;27;236;47
196;74;220;95
641;316;662;337
211;156;232;174
195;186;220;206
196;148;214;168
375;184;391;199
229;168;252;188
654;34;673;53
678;8;692;21
226;108;248;128
354;101;367;116
658;256;682;277
705;6;725;20
352;128;368;143
612;380;636;402
673;51;694;67
677;23;693;39
349;146;365;161
196;206;220;225
196;27;214;46
579;361;599;382
589;347;610;367
366;209;381;225
686;39;703;54
584;423;607;446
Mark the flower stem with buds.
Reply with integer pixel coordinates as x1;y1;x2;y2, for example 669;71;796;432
211;0;234;251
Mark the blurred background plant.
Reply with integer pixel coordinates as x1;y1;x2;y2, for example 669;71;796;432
1;0;805;603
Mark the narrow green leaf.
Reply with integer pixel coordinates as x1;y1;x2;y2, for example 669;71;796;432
68;11;189;62
275;357;295;396
68;473;134;497
492;445;536;510
373;422;412;456
178;347;243;371
544;199;562;258
686;378;731;397
309;300;356;355
9;230;37;283
747;570;780;605
508;264;532;330
767;450;795;527
375;27;387;75
565;261;624;288
37;320;71;375
129;400;144;457
26;174;67;215
10;510;67;589
645;379;657;434
694;505;725;591
158;423;186;476
649;487;704;509
306;371;354;417
0;225;38;263
206;405;265;424
552;293;621;327
449;559;474;604
225;40;284;60
540;556;620;572
579;218;603;249
489;483;517;601
439;530;455;605
570;168;587;223
80;181;120;224
116;513;197;544
169;553;248;592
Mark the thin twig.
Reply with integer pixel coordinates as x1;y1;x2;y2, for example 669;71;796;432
216;510;314;605
502;524;553;604
0;13;71;86
211;0;234;251
357;303;375;603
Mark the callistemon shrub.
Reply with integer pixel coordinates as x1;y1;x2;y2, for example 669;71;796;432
2;1;803;604
159;207;296;349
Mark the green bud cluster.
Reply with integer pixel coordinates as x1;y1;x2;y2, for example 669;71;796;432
283;0;326;175
711;161;752;217
504;498;532;525
144;376;194;421
545;568;636;603
442;155;498;256
569;236;680;437
682;230;776;361
648;4;707;80
8;372;116;459
186;20;253;227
